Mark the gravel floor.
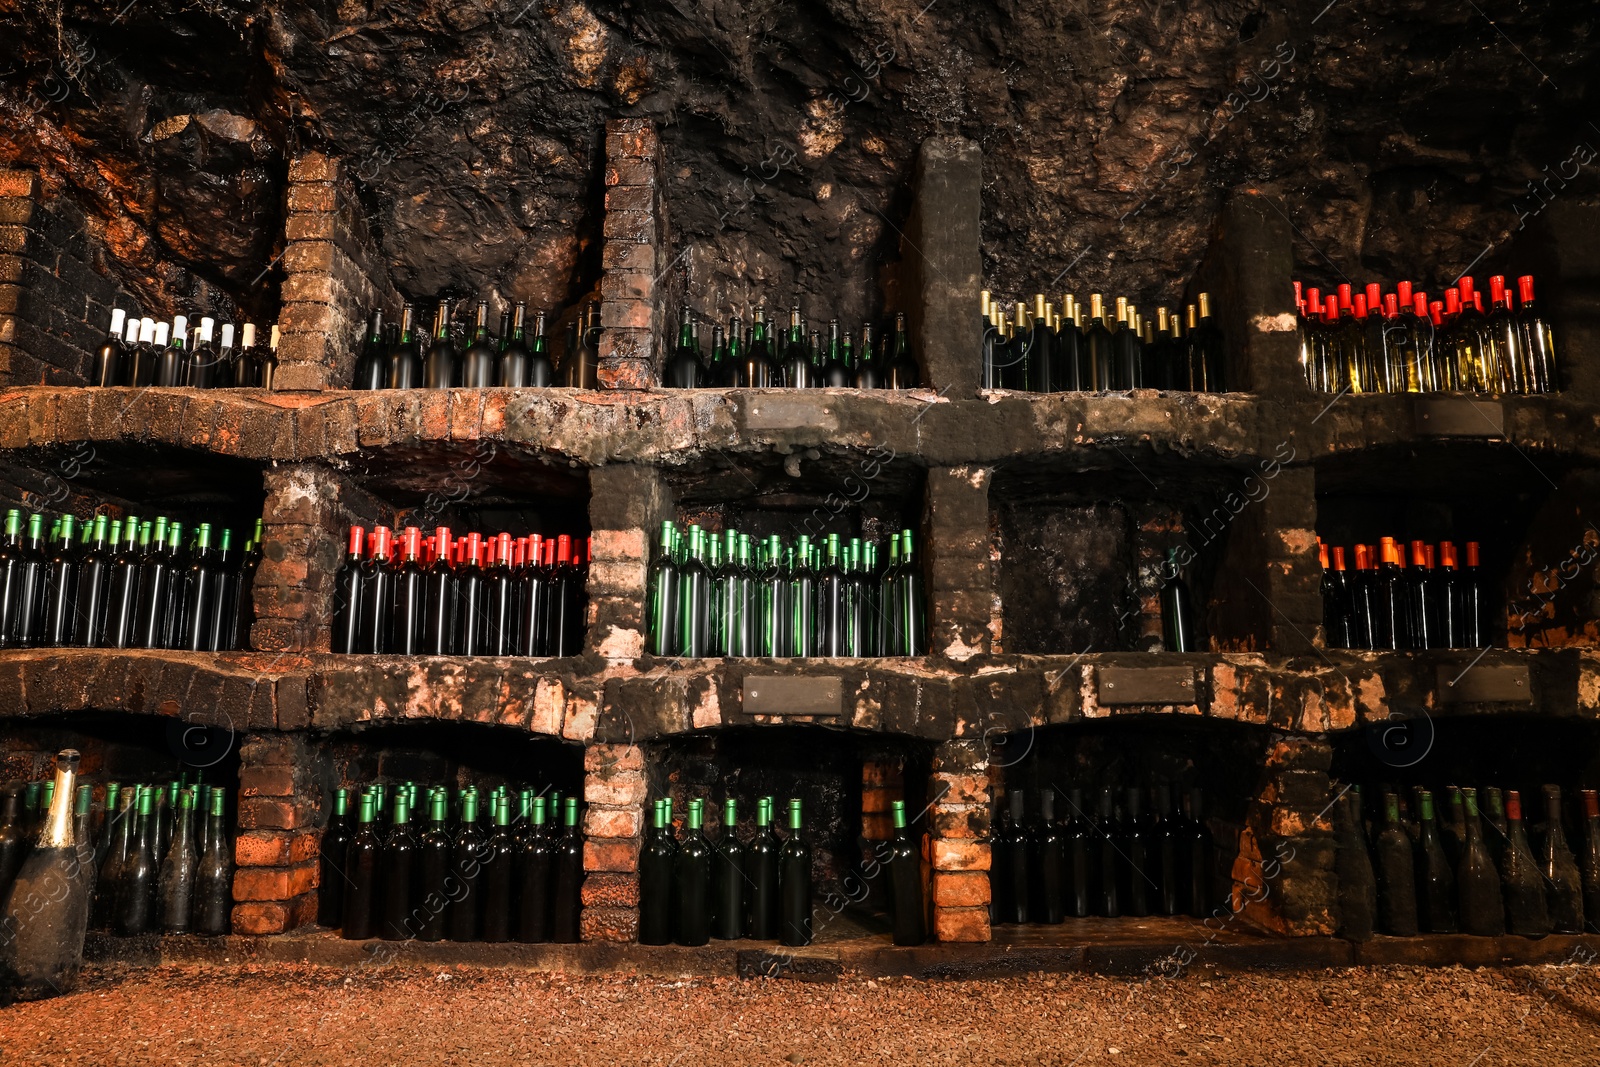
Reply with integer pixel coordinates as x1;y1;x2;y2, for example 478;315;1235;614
2;963;1598;1066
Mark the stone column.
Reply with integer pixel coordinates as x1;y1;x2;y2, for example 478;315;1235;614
598;120;668;390
904;137;982;396
925;466;994;660
928;739;990;942
1192;189;1304;396
277;152;398;391
580;742;646;941
1206;465;1320;653
1235;734;1337;936
585;464;674;660
232;734;330;935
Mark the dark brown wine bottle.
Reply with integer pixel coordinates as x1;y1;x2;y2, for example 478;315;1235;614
480;794;517;943
413;789;451;943
1334;791;1376;940
778;799;812;947
1374;792;1418;936
743;796;779;939
1582;790;1600;935
888;799;926;945
1029;789;1065;925
0;750;92;1000
446;791;485;941
1537;785;1584;935
1500;791;1551;938
1457;788;1505;936
515;795;553;944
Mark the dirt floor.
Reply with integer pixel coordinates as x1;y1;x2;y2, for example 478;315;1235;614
1;962;1598;1065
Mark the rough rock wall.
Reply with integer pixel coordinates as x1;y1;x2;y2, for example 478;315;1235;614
0;0;1594;325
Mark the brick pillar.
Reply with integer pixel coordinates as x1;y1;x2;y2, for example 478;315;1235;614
928;740;990;942
233;734;329;935
1206;464;1319;653
251;465;393;653
1235;734;1337;936
1192;189;1303;395
586;464;674;659
0;167;140;385
904;137;981;396
860;760;903;843
925;466;993;660
278;153;398;391
580;742;644;941
598;120;667;390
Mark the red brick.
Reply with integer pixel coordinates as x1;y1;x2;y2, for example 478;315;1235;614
232;901;290;935
280;301;339;335
589;529;648;562
934;906;991;943
233;866;291;900
585;773;646;807
861;786;896;814
283;240;336;275
584;743;646;774
598;329;658;363
234;830;293;867
287;890;319;930
239;736;304;767
932;871;990;908
272;363;331;391
291;832;322;864
599;299;652;331
601;209;656;243
603;185;654;213
608;123;659;158
931;839;990;872
584;806;643;838
256;556;311;589
580;872;640;908
862;814;893;841
240;766;296;798
583;837;641;873
601;241;655;270
581;905;637;943
597;358;656;391
599;269;654;304
288;153;339;183
932;773;988;805
282;271;338;305
862;761;904;788
285;212;336;242
0;170;41;198
238;796;303;831
287;182;338;214
931;805;990;839
604;159;657;188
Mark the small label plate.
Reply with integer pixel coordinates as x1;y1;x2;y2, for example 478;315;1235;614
1097;666;1199;706
743;676;843;716
1436;663;1531;703
1414;397;1504;438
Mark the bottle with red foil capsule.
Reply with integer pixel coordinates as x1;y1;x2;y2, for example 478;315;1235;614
1334;284;1366;393
392;527;426;654
421;526;456;655
1361;283;1392;392
1515;275;1558;393
332;525;365;654
1371;537;1405;650
543;535;583;657
1345;545;1375;649
485;533;519;656
1302;287;1332;391
1315;296;1341;392
1321;543;1354;648
1405;540;1441;650
1457;279;1499;394
1399;289;1434;391
1484;276;1527;394
517;534;547;656
1436;541;1462;647
456;532;487;656
358;527;395;653
1294;281;1312;384
1454;541;1488;648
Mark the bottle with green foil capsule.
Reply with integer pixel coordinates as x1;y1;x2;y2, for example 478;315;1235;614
341;793;380;940
816;534;846;657
412;789;450;942
160;521;186;649
379;792;417;941
516;795;553;944
1373;792;1417;936
102;515;143;649
886;312;919;389
0;509;26;649
1483;786;1510;864
788;538;816;657
13;513;48;648
133;516;170;649
207;528;238;651
712;798;745;941
888;800;927;945
0;750;91;1000
759;535;790;658
779;798;813;946
1412;790;1457;934
71;785;96;899
1457;788;1505;936
318;789;354;927
550;796;583;943
71;515;112;647
388;303;423;387
1538;785;1584;934
498;302;530;388
481;794;517;943
666;306;702;388
443;789;480;939
179;523;218;652
1500;791;1551;937
821;319;849;387
116;785;158;936
677;526;711;658
706;533;726;657
158;789;198;934
39;514;79;647
897;531;926;656
93;786;134;931
843;538;871;657
647;521;679;657
639;799;676;945
674;798;712;946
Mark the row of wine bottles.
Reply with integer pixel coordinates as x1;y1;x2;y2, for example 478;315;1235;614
350;303;600;390
1296;276;1559;395
647;523;927;659
91;310;281;389
1337;784;1600;939
1320;537;1491;650
331;526;587;658
663;308;921;389
0;511;260;652
981;291;1226;393
320;784;584;943
990;785;1216;923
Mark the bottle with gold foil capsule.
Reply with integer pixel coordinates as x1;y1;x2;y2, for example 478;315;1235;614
1028;294;1057;393
1109;296;1134;389
1001;300;1029;391
1084;294;1113;390
979;291;999;389
0;750;91;1000
1056;295;1081;390
1184;303;1207;391
1194;292;1224;391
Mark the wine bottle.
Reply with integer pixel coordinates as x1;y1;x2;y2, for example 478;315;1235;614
316;789;353;928
1093;788;1120;918
412;790;450;942
1374;792;1418;936
788;537;816;657
260;324;281;390
1500;790;1552;937
388;304;423;388
647;522;680;658
378;792;418;941
425;304;457;388
639;798;676;945
1538;785;1584;935
12;513;47;648
91;786;132;931
1412;790;1458;934
422;525;458;656
881;799;926;945
1062;787;1091;918
446;791;485;941
988;790;1015;925
0;785;25;901
1153;784;1181;917
677;527;711;658
71;785;95;902
39;514;79;647
68;516;112;647
1003;789;1031;924
674;798;712;947
176;523;218;652
550;796;583;943
479;795;517;943
778;799;813;947
455;533;486;656
359;527;395;654
1159;547;1195;652
391;528;426;656
1483;786;1510;864
1120;787;1151;918
1515;275;1558;393
497;302;531;388
462;301;496;388
90;309;127;386
515;795;552;944
1580;789;1600;935
666;308;702;388
817;535;847;658
158;789;198;934
781;307;812;389
546;535;584;657
340;793;381;940
353;310;387;389
1457;788;1505;936
712;798;745;940
1334;790;1376;940
154;316;185;388
115;785;158;936
516;534;548;657
744;797;780;940
1030;788;1065;925
0;751;91;1000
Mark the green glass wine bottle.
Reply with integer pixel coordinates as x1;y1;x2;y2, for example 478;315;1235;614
158;789;199;934
744;797;780;939
0;750;93;1000
674;798;712;947
1500;791;1551;937
1373;792;1418;936
1457;788;1505;937
549;797;583;944
712;798;745;941
888;800;926;945
1412;790;1458;934
1539;785;1584;935
779;799;813;947
639;798;677;945
515;795;553;944
340;792;380;940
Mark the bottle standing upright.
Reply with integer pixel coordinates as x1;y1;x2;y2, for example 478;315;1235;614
0;750;93;1000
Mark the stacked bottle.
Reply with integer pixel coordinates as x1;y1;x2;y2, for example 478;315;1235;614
1336;783;1600;939
988;785;1216;924
1320;537;1491;650
352;301;596;389
980;290;1225;393
662;307;920;389
1295;276;1559;395
320;782;583;943
90;310;280;389
331;526;588;657
646;522;927;659
0;510;260;652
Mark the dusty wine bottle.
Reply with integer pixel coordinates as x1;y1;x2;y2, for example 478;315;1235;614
0;751;92;1001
